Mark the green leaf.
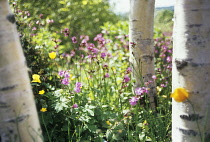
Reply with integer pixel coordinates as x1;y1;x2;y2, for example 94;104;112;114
87;109;94;116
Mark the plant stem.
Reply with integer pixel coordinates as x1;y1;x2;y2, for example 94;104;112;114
42;113;52;142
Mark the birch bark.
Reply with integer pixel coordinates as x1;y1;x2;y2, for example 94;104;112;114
172;0;210;141
129;0;156;109
0;1;43;141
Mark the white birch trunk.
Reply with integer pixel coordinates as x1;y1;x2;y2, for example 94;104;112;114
0;1;43;141
129;0;156;109
172;0;210;141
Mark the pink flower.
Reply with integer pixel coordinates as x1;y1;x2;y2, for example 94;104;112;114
92;48;99;54
32;27;37;31
104;73;110;78
129;97;139;106
58;71;65;77
61;78;69;85
126;67;132;74
101;52;106;58
74;82;82;93
161;84;166;87
61;28;70;36
39;14;43;18
135;88;144;96
166;56;172;63
103;63;108;68
70;50;75;57
123;75;130;83
72;104;78;108
64;72;70;78
135;87;149;95
80;35;89;41
72;36;77;43
94;33;103;41
81;39;87;46
152;75;157;80
46;19;54;24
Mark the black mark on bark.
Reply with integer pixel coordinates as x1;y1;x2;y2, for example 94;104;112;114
0;85;17;91
175;59;188;70
0;102;9;108
179;128;197;136
142;55;153;61
180;114;203;121
192;9;199;11
6;14;16;24
4;114;29;123
187;24;202;28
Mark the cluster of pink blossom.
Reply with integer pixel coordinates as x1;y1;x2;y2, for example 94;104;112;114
154;37;172;88
120;67;132;89
94;33;106;47
123;67;132;83
129;87;149;106
58;70;70;85
71;36;77;43
74;82;82;93
61;28;70;37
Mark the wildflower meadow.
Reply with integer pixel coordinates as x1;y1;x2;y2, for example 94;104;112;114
12;1;173;142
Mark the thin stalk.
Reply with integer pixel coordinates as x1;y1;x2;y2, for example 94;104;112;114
41;113;52;142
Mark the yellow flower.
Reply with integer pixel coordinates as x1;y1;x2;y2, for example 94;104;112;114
171;88;189;102
31;74;41;83
49;52;56;59
106;121;111;125
39;90;45;95
40;108;47;112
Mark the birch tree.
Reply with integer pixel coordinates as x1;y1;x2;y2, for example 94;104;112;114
0;1;42;141
172;0;210;141
129;0;157;109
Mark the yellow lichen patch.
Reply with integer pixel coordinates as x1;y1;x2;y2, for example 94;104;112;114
171;88;189;102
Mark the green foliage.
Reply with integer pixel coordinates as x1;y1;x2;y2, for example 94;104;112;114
154;9;174;32
12;1;173;141
14;0;120;42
